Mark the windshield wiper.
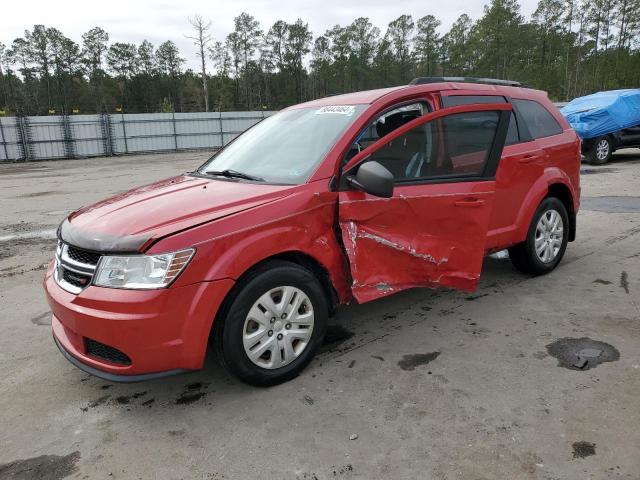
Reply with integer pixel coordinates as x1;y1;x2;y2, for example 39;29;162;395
202;169;264;182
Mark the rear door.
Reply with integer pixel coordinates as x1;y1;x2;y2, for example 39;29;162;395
338;104;512;303
441;93;547;248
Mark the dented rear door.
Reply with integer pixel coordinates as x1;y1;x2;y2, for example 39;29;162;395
338;104;512;303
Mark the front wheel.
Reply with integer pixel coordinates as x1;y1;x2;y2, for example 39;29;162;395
216;261;328;386
586;136;613;165
508;197;569;275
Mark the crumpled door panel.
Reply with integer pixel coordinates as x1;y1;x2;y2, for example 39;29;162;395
339;183;496;303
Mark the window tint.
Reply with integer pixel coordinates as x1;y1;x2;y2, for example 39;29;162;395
442;95;519;144
513;99;563;139
364;111;500;182
361;103;426;144
344;102;428;163
505;113;519;144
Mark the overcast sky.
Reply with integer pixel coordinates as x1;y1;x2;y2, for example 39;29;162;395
3;0;540;70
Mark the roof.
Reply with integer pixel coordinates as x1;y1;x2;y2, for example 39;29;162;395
287;87;406;109
286;82;548;109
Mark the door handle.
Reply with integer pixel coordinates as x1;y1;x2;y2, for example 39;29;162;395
518;153;542;164
454;198;485;207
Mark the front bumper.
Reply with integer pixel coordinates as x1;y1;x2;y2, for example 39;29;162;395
43;262;234;380
53;334;188;382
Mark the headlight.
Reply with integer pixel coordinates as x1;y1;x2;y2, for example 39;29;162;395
93;249;195;289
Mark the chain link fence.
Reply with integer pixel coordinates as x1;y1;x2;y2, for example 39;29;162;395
0;111;276;162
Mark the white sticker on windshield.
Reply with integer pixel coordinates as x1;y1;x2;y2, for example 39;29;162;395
315;105;355;116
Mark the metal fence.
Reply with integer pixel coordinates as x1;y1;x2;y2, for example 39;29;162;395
0;111;276;162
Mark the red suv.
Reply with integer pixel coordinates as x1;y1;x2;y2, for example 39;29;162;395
44;78;581;386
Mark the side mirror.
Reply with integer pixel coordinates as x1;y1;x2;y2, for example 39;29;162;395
346;161;394;198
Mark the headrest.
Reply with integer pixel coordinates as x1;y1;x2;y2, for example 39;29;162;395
375;112;420;139
375;113;405;139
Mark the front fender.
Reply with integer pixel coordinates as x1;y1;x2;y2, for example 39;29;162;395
150;187;352;303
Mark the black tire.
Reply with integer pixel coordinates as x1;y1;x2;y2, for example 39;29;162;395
508;197;569;276
215;260;328;386
586;135;613;165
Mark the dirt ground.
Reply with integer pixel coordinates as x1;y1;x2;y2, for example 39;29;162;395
1;150;639;480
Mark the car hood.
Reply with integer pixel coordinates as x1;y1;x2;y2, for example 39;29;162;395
59;174;295;252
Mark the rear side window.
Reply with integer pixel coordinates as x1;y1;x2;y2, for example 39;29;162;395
442;95;519;144
512;99;563;139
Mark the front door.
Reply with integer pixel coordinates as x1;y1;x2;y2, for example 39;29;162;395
338;104;512;303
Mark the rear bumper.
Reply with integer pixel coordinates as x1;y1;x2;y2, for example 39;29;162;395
43;262;235;380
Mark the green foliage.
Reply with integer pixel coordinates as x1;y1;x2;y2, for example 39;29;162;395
2;0;640;115
161;97;172;113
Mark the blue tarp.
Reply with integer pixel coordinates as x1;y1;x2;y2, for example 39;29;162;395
560;89;640;139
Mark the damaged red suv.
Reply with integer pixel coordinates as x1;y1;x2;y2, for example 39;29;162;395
44;78;581;386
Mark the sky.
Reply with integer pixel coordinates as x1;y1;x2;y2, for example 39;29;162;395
2;0;540;70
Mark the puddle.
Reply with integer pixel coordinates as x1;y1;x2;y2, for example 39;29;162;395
81;395;110;412
620;271;629;294
176;391;206;405
581;196;640;213
115;392;147;405
572;441;596;458
398;351;440;371
0;451;80;479
175;382;209;405
546;337;620;371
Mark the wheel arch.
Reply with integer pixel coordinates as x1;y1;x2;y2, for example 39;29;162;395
606;132;620;150
547;182;576;242
515;171;577;243
210;251;341;345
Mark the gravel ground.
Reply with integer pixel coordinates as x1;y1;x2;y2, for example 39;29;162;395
1;149;639;480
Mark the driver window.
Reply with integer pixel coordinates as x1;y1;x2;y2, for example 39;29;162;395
345;102;428;163
364;110;500;182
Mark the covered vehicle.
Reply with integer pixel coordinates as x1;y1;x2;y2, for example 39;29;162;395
561;89;640;164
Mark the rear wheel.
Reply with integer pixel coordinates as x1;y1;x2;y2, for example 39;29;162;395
586;136;613;165
508;197;569;275
216;261;328;386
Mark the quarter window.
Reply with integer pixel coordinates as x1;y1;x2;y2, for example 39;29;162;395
512;99;563;139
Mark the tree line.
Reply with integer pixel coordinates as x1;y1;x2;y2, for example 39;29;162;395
1;0;639;116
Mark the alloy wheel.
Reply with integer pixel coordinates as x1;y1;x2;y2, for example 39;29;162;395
596;139;610;161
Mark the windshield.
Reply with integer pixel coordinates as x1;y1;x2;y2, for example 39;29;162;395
198;105;366;184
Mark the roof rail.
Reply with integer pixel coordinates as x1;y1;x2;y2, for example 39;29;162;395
409;77;528;88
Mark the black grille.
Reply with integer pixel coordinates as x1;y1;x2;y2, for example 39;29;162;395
66;245;101;266
62;268;92;288
85;338;132;365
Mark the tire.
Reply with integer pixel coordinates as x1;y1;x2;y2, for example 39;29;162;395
586;136;613;165
508;197;569;276
215;260;328;386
